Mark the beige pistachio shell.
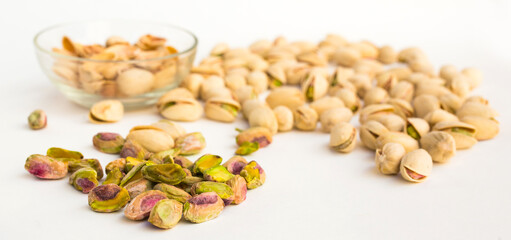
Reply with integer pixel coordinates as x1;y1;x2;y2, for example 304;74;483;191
420;131;456;163
200;76;225;99
400;149;433;183
423;109;459;127
353;59;384;78
464;96;489;105
210;42;229;56
126;126;174;153
456;101;498;119
151;120;187;140
460;116;499;140
461;67;483;90
348;73;371;98
266;64;287;88
249;39;272;56
329;122;357;153
350;41;379;59
359;120;389;150
201;86;234;102
378;45;397;64
320;107;353;133
153;65;177;89
286;63;310;85
333;47;361;67
310;96;345;116
375;142;406;175
302;72;329;101
246;70;268;94
389;81;414;102
405;118;430;140
449;75;470;99
297;51;327;66
331;88;361;113
359;104;395;124
293;105;318;131
386;67;412;81
439;93;463;113
412;94;440;118
181;74;204;99
375;132;419;153
330;67;355;87
387;98;414;119
116;68;154;97
273;106;294;132
89;100;124;123
249;106;278;134
234;85;258;104
266;86;305;110
363;87;389;106
205;97;241;123
408;58;434;76
224;73;247;91
242;99;268;119
158;88;194;106
415;84;451;98
433;121;477;150
158;97;203;122
439;65;458;83
375;72;397;92
367;113;406;132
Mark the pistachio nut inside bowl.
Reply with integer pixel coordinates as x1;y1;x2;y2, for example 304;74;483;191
34;20;198;109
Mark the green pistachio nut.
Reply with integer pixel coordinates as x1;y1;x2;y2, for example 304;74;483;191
68;158;104;180
153;183;192;204
236;127;273;148
28;109;47;130
69;167;99;193
88;184;130;213
191;154;222;176
124;178;154;200
222;156;248;175
226;175;247;205
183;192;224;223
191;181;234;205
149;199;183;229
120;162;147;187
124;157;144;172
103;167;124;185
240;161;266;189
175;132;206;155
105;158;126;175
235;142;259;155
120;139;150;160
124;190;168;220
47;147;83;160
24;154;68;179
178;176;204;193
173;156;194;169
142;164;187;185
92;132;125;154
406;125;420;140
149;149;179;164
203;166;234;183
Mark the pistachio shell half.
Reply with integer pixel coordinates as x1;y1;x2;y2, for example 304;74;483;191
89;100;124;123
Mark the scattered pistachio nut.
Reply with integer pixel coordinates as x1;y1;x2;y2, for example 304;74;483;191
148;199;183;229
69;167;98;193
293;105;318;131
183;192;224;223
175;132;206;155
420;131;456;163
124;178;154;200
235;142;259;156
205;97;241;122
405;118;430;140
126;125;174;153
192;154;222;176
88;184;130;213
28;109;47;130
375;132;419;153
240;161;266;189
24;154;68;179
103;167;124;185
359;120;389;150
248;106;279;134
236;127;273;148
460;116;499;141
68;158;104;180
329;122;357;153
400;149;433;183
191;181;234;205
226;175;248;205
222;156;248;175
89;100;124;124
153;183;192;204
124;190;167;220
142;163;187;185
47;147;83;160
203;165;235;183
375;142;406;175
433;121;478;150
273;106;294;132
92;132;125;154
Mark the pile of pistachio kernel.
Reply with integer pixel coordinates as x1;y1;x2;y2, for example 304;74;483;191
156;34;499;183
52;34;179;97
24;119;266;229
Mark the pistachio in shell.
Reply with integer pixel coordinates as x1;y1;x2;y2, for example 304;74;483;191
320;107;353;133
433;121;478;150
103;167;124;185
158;97;203;122
240;161;266;189
375;143;406;175
120;139;150;160
69;167;98;193
309;96;345;116
266;64;287;88
420;131;456;163
367;113;406;132
124;190;168;220
375;132;419;153
400;149;433;183
153;183;192;204
191;181;234;205
68;158;104;180
89;100;124;123
205;97;241;122
293;105;318;131
236;127;273;148
226;175;247;205
28;109;47;130
203;166;235;183
248;106;279;134
359;120;389;150
412;94;440;118
47;147;83;160
148;199;183;229
124;178;154;200
329;122;357;153
88;184;130;213
405;118;430;140
387;98;414;119
116;68;154;96
265;86;305;110
150;120;187;141
456;101;498;120
126;126;175;153
92;132;125;154
460;116;499;141
183;192;224;223
423;109;459;127
358;104;394;124
302;72;329;102
142;164;187;185
174;132;206;155
363;87;389;106
24;154;68;179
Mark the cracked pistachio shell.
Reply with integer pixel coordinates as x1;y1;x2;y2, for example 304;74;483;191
310;96;345;116
333;47;361;67
376;132;419;153
398;47;427;63
408;58;435;76
182;74;204;99
173;156;194;169
460;116;499;140
25;154;68;179
154;183;191;203
378;45;397;64
331;88;360;113
158;88;195;105
124;178;154;200
358;104;395;124
224;73;247;91
420;131;456;163
301;72;329;102
149;199;183;229
423;109;459;127
293;105;318;131
246;70;268;94
405;118;430;140
266;64;287;88
330;66;355;87
127;126;174;153
175;132;206;155
158;97;203;122
120;139;150;160
116;68;154;96
192;154;222;175
47;147;83;160
202;86;235;103
320;107;353;133
68;158;104;180
247;55;269;71
205;97;241;122
375;143;406;175
387;98;414;119
88;184;130;213
286;63;310;85
120;162;147;187
363;87;389;106
389;81;414;102
93;132;125;154
273;106;294;132
124;190;167;220
249;106;279;134
433;121;477;149
456;101;498;120
105;158;126;175
142;164;187;185
242;99;268;119
240;161;266;189
400;149;433;183
359;120;389;150
415;84;451;98
266;87;305;110
135;34;166;50
348;73;372;98
222;156;248;175
69;167;98;193
191;181;234;205
203;166;234;183
151;120;186;140
105;36;129;47
103;167;124;185
461;67;483;90
28;109;47;130
183;192;224;223
412;94;440;118
234;85;258;104
449;75;470;98
89;100;124;123
329;122;357;153
200;76;225;98
226;175;247;205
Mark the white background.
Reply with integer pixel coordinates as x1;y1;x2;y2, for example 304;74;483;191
1;0;510;239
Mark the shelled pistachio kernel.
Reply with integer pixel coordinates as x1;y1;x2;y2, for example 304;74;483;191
420;131;456;163
203;165;235;183
68;158;104;180
236;127;273;148
150;149;178;164
153;183;192;203
173;156;194;169
28;109;47;130
120;139;149;159
375;143;406;175
329;122;357;153
24;154;68;179
223;156;248;175
120;162;147;187
226;175;247;205
124;178;154;200
88;184;130;213
192;154;222;175
191;181;234;205
142;163;187;185
103;167;124;185
69;167;98;193
400;149;433;183
174;132;206;155
184;192;224;223
105;158;126;174
47;147;83;159
124;190;168;220
92;132;125;154
240;161;266;189
235;141;259;155
89;100;124;123
149;199;183;229
405;118;430;140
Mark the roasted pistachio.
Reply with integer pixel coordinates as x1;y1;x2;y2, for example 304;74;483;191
375;143;406;175
182;74;204;99
222;156;248;175
105;158;126;175
124;190;167;220
47;147;83;160
226;175;247;205
240;161;266;189
420;131;456;163
423;109;459;127
359;120;389;150
378;45;397;64
266;64;287;88
389;81;414;102
224;73;247;91
320;107;353;133
329;122;357;153
301;72;329;102
126;126;174;153
120;162;147;187
24;154;68;179
92;132;125;154
28;109;47;130
248;106;279;134
363;87;389;106
205;97;240;122
242;99;268;119
456;101;498;120
329;66;355;87
174;132;206;155
154;183;192;204
183;192;224;223
460;116;499;140
103;167;124;185
272;106;294;132
88;184;130;213
265;86;305;110
124;178;154;200
405;118;430;140
148;199;183;229
310;96;345;116
142;164;187;185
400;149;433;183
149;149;178;164
358;104;394;124
461;67;483;90
151;120;186;140
191;181;234;205
348;73;372;98
173;156;194;169
333;47;361;67
68;158;104;180
69;167;98;193
331;88;360;113
203;166;235;183
293;105;318;131
387;98;414;119
192;154;222;176
158;97;203;122
235;127;272;149
89;100;124;124
412;94;440;118
235;142;259;155
375;132;419;153
433;121;478;150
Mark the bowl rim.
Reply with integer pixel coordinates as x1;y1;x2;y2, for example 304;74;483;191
33;19;198;64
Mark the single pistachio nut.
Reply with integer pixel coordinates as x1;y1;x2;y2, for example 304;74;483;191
28;109;47;130
359;120;389;150
183;192;224;223
330;66;355;87
191;181;234;205
375;143;406;175
116;68;154;96
398;47;427;63
363;87;389;106
348;73;372;98
192;154;222;176
320;107;353;133
358;104;395;124
158;97;203;122
92;132;125;154
203;165;235;183
310;96;345;116
293;105;318;131
120;139;150;160
266;63;287;88
148;199;183;229
265;86;305;110
333;47;361;67
120;162;147;187
286;62;311;85
331;88;361;113
249;39;272;55
126;126;174;153
240;161;266;189
242;99;269;119
389;81;414;102
24;154;68;179
153;183;192;204
103;167;124;185
151;120;187;140
222;156;248;175
302;72;329;102
375;132;419;153
69;167;98;193
387;98;414;119
378;45;397;64
449;75;470;99
88;184;130;213
415;83;451;98
420;131;456;163
456;101;498;120
236;127;273;148
135;34;166;50
386;67;413;81
235;142;259;156
105;158;126;175
142;164;187;185
174;132;206;155
400;149;433;183
47;147;83;160
439;65;459;82
68;158;104;180
464;95;489;105
205;97;241;122
423;109;459;127
273;106;294;132
149;149;178;164
124;178;154;200
124;190;168;220
405;118;430;140
234;85;258;104
224;73;247;91
248;106;279;134
412;94;440;118
226;175;247;205
173;156;194;169
353;59;384;78
329;122;357;153
125;157;145;172
433;121;477;150
89;100;124;124
460;116;499;140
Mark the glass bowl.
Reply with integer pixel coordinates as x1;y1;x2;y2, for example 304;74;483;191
34;20;197;109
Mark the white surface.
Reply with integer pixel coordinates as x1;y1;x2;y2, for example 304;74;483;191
1;0;511;239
